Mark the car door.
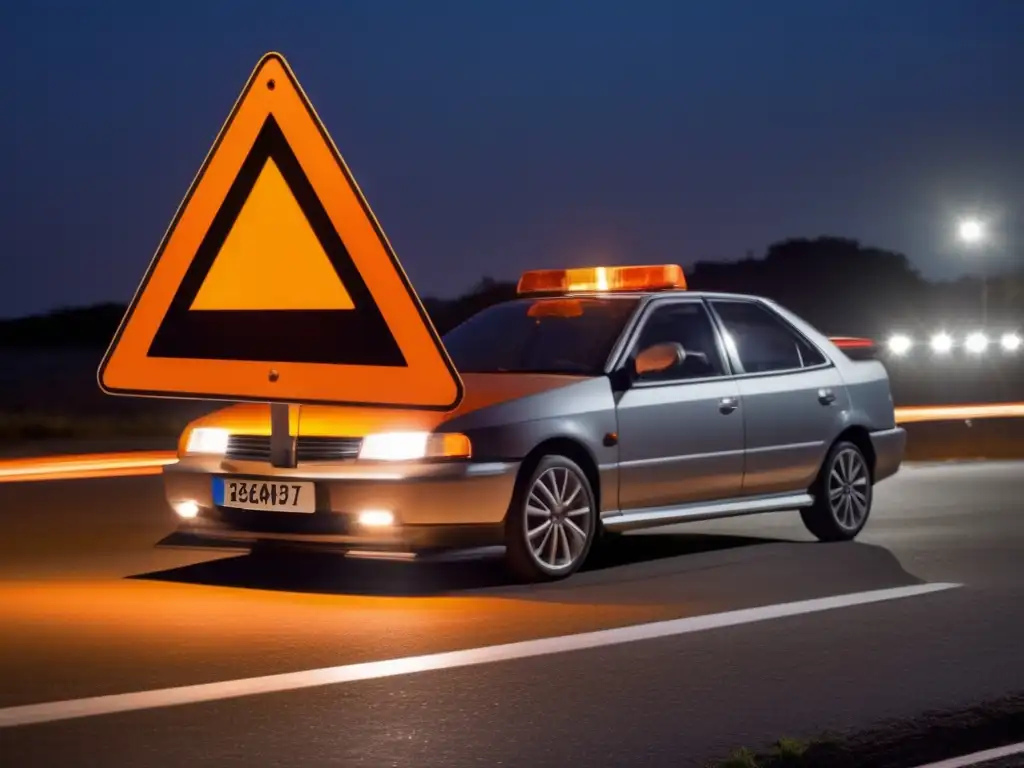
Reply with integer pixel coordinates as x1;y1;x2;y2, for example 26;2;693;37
707;298;849;496
614;298;745;512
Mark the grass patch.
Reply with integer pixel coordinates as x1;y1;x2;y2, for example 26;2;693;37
708;738;818;767
0;411;188;441
774;738;808;759
707;694;1024;767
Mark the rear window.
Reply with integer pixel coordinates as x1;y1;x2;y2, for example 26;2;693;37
710;300;828;373
442;297;640;375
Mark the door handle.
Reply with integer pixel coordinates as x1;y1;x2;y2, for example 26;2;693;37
718;396;738;414
818;388;836;405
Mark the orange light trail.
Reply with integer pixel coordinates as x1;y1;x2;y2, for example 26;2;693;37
894;402;1024;424
0;403;1021;484
0;451;177;484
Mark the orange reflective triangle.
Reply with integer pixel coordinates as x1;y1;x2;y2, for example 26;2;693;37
98;52;462;410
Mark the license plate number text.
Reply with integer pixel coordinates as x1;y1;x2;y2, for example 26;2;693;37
213;478;315;513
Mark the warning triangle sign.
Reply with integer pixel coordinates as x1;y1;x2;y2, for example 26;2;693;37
99;52;463;410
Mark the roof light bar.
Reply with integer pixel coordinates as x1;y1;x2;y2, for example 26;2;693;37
517;265;687;295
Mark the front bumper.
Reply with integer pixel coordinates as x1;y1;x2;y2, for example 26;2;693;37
870;427;906;482
163;456;520;554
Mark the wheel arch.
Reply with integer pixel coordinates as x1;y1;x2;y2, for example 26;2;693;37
515;436;602;511
832;425;877;481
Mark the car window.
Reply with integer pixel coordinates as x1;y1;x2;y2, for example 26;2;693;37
632;302;727;381
709;300;827;373
442;297;640;375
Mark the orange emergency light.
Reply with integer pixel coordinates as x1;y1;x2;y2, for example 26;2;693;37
517;265;687;295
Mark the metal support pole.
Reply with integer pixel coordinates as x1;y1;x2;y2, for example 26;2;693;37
269;402;296;468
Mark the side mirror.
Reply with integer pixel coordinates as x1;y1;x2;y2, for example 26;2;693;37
635;342;686;377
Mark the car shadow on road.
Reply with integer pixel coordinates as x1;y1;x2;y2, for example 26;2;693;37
129;531;785;597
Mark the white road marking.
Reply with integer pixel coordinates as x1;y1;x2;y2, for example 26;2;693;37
909;741;1024;768
0;582;958;728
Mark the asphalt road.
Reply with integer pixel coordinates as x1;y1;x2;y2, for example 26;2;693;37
0;461;1022;766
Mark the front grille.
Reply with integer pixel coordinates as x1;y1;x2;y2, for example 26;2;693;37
224;435;272;462
296;436;363;461
224;435;363;463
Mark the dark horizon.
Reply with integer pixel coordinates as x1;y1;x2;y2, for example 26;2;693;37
2;237;1020;346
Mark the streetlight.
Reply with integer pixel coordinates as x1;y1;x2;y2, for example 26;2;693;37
958;218;985;244
957;217;988;326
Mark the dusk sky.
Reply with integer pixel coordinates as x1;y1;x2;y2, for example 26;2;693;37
2;0;1023;319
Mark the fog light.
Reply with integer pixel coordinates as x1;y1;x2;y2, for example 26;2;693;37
173;501;199;519
357;510;394;527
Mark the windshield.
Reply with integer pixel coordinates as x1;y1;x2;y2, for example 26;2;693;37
441;297;640;375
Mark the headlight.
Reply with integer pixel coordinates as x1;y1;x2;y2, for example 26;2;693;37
358;431;471;461
185;427;230;455
1001;332;1021;352
887;334;912;355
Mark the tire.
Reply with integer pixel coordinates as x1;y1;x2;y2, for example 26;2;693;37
504;455;598;582
800;440;873;542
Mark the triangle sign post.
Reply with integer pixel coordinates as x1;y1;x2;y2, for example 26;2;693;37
98;52;464;412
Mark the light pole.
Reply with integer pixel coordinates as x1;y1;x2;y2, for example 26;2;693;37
957;217;988;327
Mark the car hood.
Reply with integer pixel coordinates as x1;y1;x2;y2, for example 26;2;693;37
185;372;591;438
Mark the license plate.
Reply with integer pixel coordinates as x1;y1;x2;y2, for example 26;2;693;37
213;477;315;513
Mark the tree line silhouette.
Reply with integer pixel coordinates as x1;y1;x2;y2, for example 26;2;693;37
426;236;1022;338
2;236;1021;348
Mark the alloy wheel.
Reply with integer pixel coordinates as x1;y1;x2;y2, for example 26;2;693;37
523;465;593;571
827;448;869;530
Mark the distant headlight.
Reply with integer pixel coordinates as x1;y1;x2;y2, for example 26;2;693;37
887;334;912;355
185;427;230;455
358;431;471;461
930;332;953;354
964;332;989;354
1001;332;1021;352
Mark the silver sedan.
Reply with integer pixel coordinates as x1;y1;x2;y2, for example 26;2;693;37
165;270;905;582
